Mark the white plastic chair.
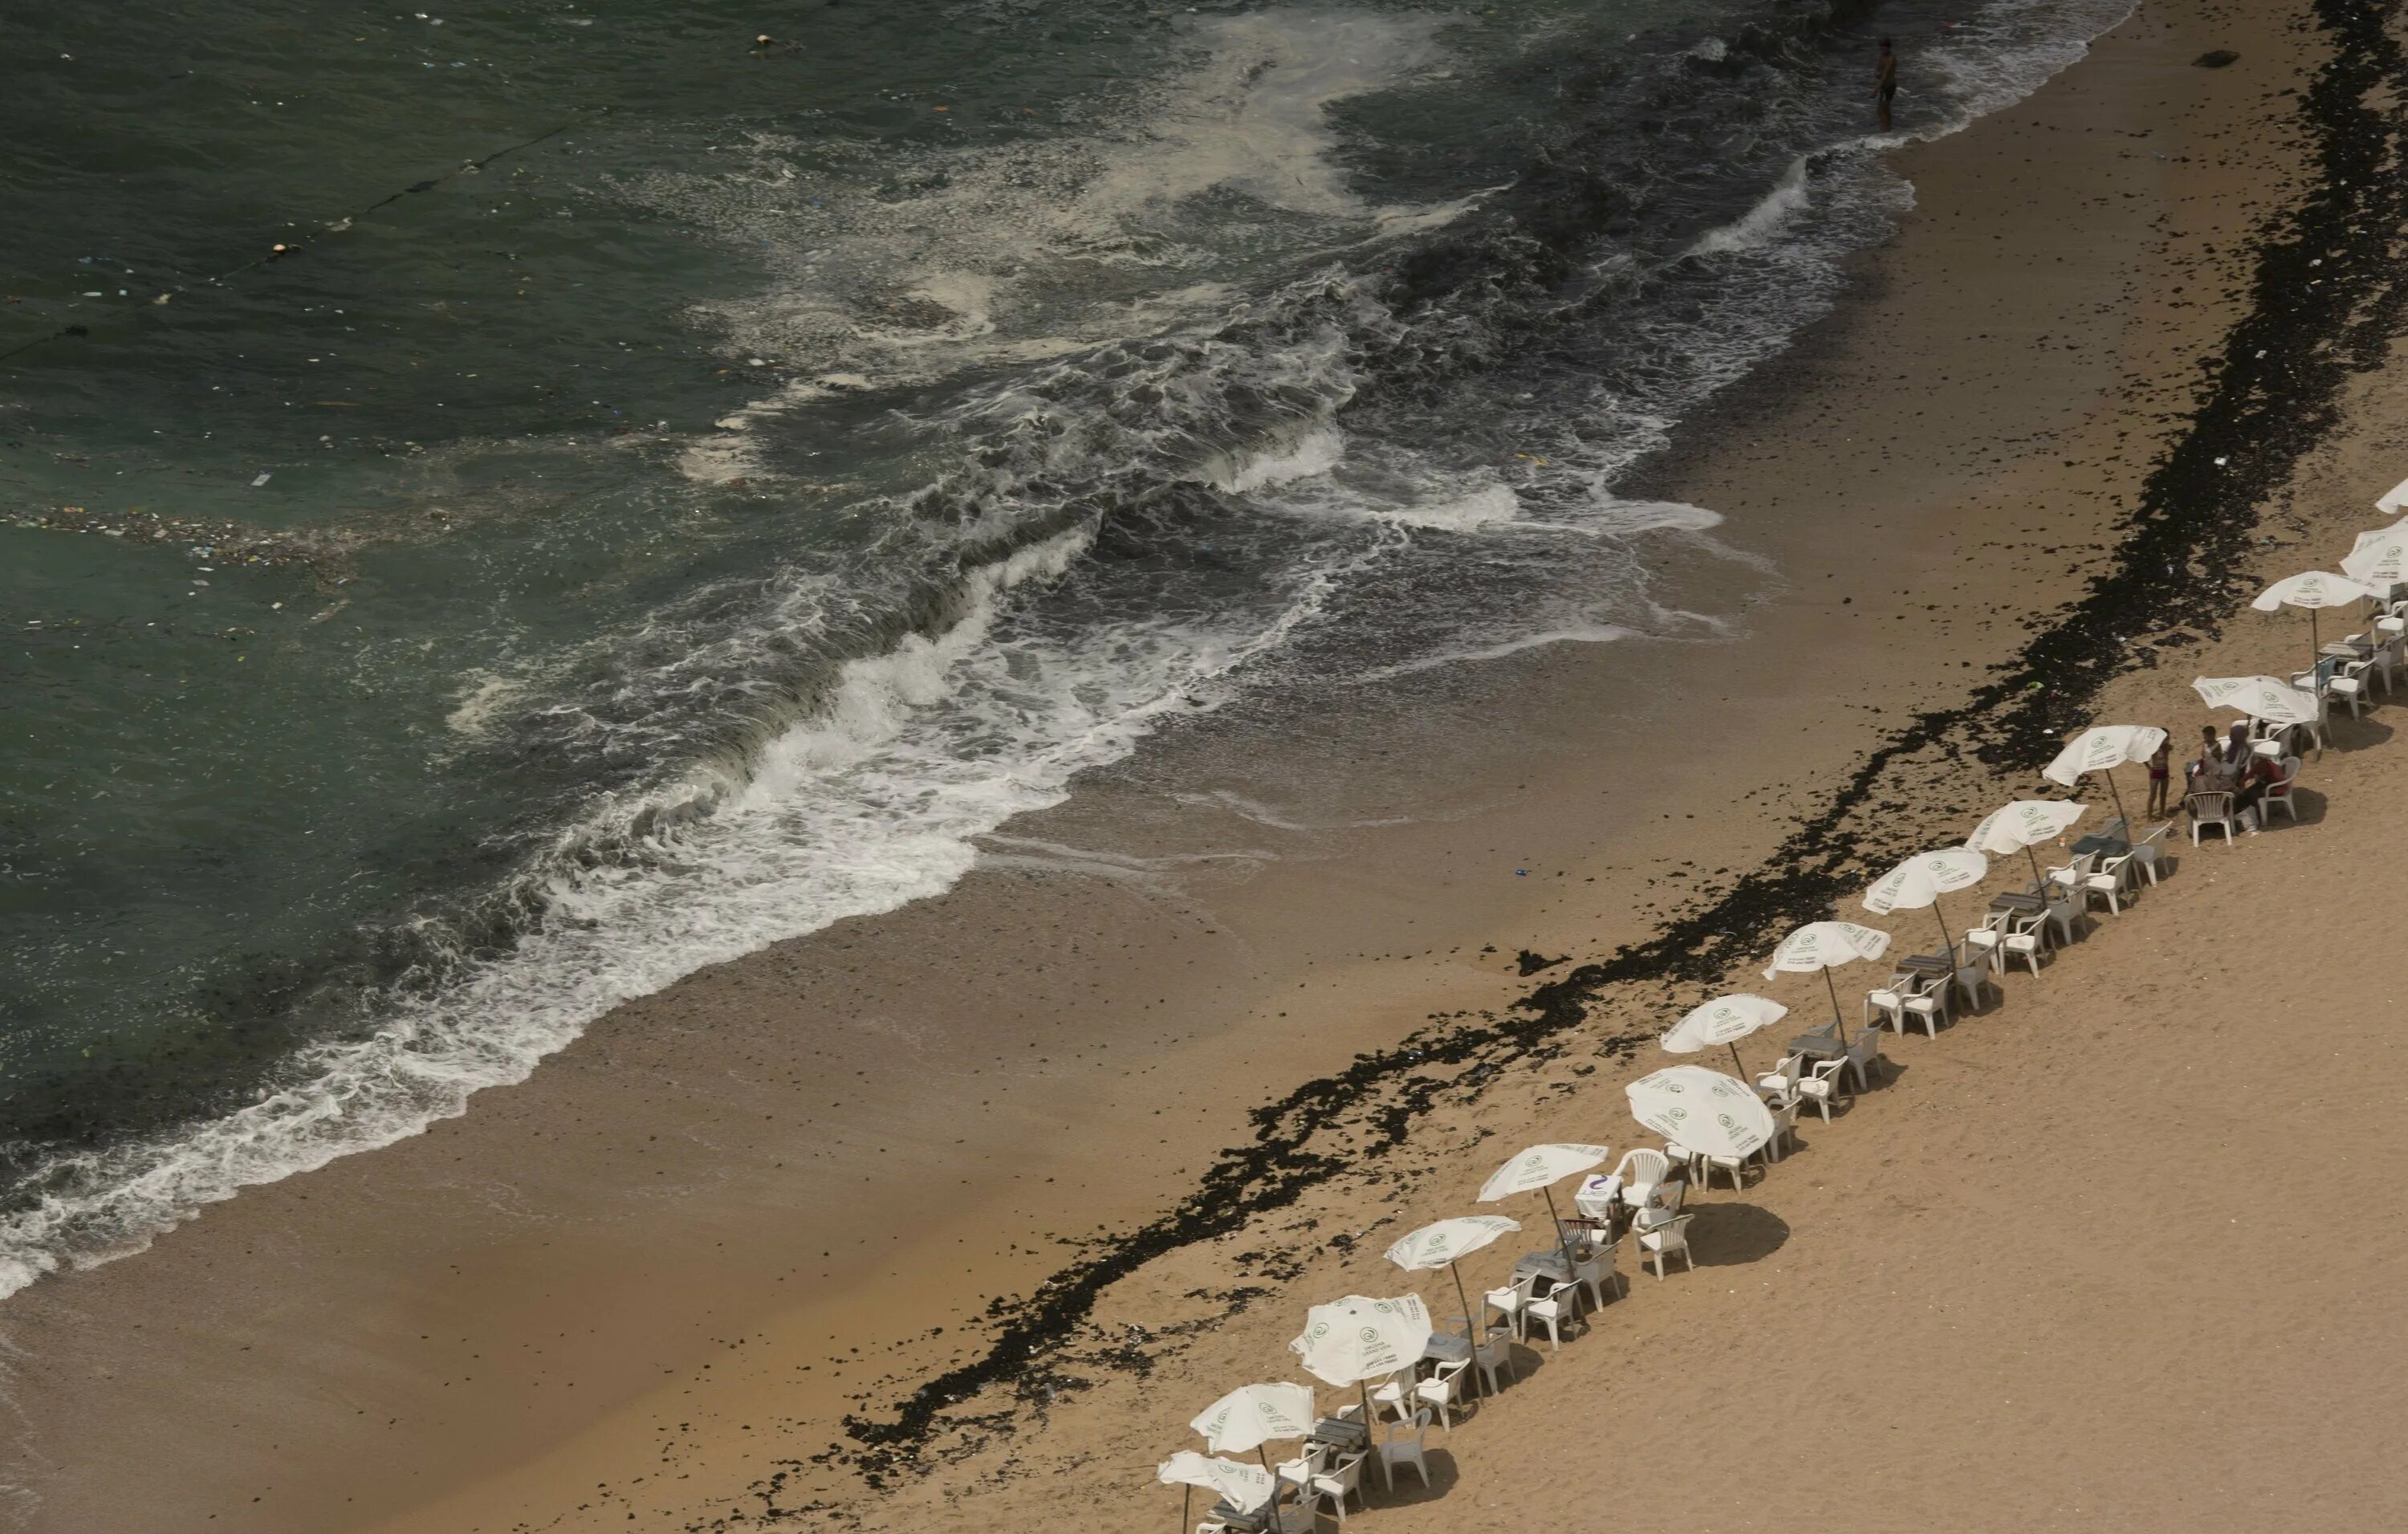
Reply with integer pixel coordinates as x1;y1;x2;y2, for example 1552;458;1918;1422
1471;1323;1516;1396
1523;1279;1580;1352
1308;1451;1368;1525
1380;1411;1431;1491
1797;1057;1849;1121
1613;1148;1669;1208
1843;1028;1887;1093
2043;851;2093;895
1572;1242;1615;1311
2128;825;2167;885
1863;987;1905;1033
1413;1359;1470;1434
1898;979;1945;1037
2264;757;2300;823
1762;1097;1800;1161
1481;1272;1535;1342
1755;1052;1806;1098
2043;893;2085;947
1962;924;2003;974
2002;912;2046;979
2082;853;2133;915
2189;790;2236;846
1698;1145;1750;1191
1950;956;1989;1013
1636;1212;1695;1280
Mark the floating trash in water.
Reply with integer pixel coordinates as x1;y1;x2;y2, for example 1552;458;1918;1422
250;473;271;486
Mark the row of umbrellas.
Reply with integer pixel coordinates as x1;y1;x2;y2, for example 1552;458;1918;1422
1157;486;2408;1526
1154;754;2157;1525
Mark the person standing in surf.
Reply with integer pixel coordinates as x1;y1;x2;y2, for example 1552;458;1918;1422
1873;37;1898;131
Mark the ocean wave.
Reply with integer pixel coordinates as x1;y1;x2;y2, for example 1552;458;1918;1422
0;0;2145;1300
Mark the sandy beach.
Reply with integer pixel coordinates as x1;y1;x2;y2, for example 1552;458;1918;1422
10;0;2408;1528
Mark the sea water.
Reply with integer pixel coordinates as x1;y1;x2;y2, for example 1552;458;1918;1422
0;0;2127;1296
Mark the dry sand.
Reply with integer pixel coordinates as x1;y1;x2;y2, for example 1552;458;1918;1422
8;0;2408;1528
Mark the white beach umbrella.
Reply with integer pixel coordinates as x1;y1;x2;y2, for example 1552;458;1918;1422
2194;674;2321;729
2342;522;2408;587
1965;799;2088;886
1289;1293;1435;1424
1386;1215;1520;1346
1625;1065;1777;1161
1661;992;1788;1079
2251;571;2376;662
1762;921;1891;1040
1190;1381;1317;1459
1861;848;1990;962
2042;725;2167;840
1479;1142;1611;1268
2376;476;2408;515
1158;1451;1275;1530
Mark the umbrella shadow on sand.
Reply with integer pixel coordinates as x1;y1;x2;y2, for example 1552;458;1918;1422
1686;1202;1790;1268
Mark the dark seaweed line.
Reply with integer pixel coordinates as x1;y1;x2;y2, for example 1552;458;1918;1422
827;0;2408;1486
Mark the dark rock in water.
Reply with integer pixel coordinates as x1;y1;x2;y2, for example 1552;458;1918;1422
1516;950;1568;976
2194;50;2239;68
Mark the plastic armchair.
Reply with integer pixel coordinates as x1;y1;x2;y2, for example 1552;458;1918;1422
1637;1212;1695;1279
1863;987;1906;1034
2042;892;2085;948
1523;1279;1581;1352
2082;853;2134;915
1304;1451;1367;1526
2264;757;2301;824
1471;1321;1517;1396
1761;1097;1800;1162
1481;1272;1536;1342
2189;790;2237;846
1612;1148;1669;1208
1380;1410;1432;1491
1698;1145;1750;1192
1962;923;2004;975
1843;1027;1887;1093
2043;852;2093;895
2128;824;2168;885
1413;1358;1471;1434
1899;974;1946;1036
1755;1052;1807;1097
1572;1241;1616;1310
1275;1442;1326;1493
2001;911;2046;979
1306;1450;1369;1525
1797;1057;1849;1121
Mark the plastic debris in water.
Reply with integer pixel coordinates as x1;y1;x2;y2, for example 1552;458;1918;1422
251;473;271;486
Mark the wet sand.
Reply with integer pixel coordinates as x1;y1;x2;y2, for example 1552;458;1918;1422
7;0;2401;1528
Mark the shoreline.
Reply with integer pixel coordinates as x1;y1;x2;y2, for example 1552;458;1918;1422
7;0;2398;1528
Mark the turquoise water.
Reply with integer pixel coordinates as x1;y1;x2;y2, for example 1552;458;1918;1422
0;0;2126;1292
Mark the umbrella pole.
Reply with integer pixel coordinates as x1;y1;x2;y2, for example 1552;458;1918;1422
2102;770;2133;844
2024;843;2045;889
1930;899;1954;966
1728;1041;1747;1079
1448;1260;1483;1396
1183;1486;1191;1534
1820;966;1850;1044
1543;1184;1574;1272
